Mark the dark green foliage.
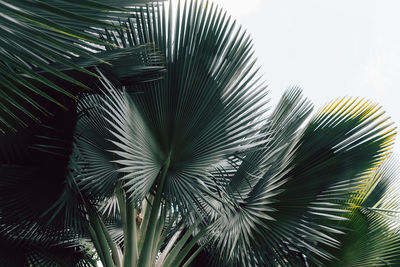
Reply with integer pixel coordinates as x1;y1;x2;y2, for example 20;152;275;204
0;0;163;132
203;94;396;266
0;1;399;266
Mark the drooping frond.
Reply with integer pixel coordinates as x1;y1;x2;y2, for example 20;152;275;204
267;97;396;264
205;94;396;266
326;156;400;266
0;0;163;132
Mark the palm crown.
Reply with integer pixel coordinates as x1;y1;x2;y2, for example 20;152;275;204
0;1;399;266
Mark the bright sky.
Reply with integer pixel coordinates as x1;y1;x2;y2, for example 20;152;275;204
212;0;400;151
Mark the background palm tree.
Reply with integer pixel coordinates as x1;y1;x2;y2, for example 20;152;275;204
0;0;399;266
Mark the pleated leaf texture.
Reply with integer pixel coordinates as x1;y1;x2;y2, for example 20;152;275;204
203;95;396;266
0;0;163;132
73;1;268;215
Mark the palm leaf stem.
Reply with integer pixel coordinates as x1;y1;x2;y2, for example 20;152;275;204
167;227;208;267
99;216;122;267
138;195;153;255
137;154;171;267
116;184;127;242
152;208;167;260
116;183;138;267
181;243;207;267
123;201;139;267
162;223;201;267
156;225;184;267
88;223;107;267
86;204;115;267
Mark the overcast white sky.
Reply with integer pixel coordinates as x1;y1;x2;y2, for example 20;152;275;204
210;0;400;151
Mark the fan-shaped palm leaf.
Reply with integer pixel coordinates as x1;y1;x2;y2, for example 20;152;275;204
204;92;396;266
2;1;399;266
74;0;268;213
65;1;268;265
0;0;163;132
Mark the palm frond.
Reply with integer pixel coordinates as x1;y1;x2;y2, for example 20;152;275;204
75;1;268;213
205;87;313;266
0;236;96;267
326;156;400;266
269;97;395;264
205;94;396;266
0;0;163;131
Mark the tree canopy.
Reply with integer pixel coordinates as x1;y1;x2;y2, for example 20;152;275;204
0;1;399;266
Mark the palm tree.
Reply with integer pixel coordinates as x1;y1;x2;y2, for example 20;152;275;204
0;0;399;266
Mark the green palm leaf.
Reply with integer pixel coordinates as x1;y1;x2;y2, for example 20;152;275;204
326;156;400;266
204;93;396;266
1;1;399;266
0;0;162;132
206;87;314;266
74;1;268;211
